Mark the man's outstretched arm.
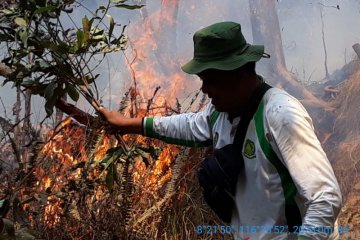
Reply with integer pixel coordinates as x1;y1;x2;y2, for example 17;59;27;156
98;105;214;147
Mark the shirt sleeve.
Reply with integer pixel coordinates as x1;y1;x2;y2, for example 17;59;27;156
142;103;214;147
265;93;342;239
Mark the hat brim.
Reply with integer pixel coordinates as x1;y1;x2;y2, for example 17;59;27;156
181;45;265;74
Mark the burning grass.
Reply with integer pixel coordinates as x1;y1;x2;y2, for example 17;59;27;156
328;69;360;199
327;69;360;238
0;88;233;240
2;67;359;238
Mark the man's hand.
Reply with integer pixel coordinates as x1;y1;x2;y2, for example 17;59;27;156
98;107;144;135
98;107;127;128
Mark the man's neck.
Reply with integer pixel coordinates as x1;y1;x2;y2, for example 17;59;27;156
228;75;262;120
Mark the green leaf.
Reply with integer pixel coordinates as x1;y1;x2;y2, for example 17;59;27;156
43;82;59;116
21;80;36;87
63;7;73;13
114;4;144;10
105;164;115;191
34;6;55;14
76;30;84;49
107;14;115;40
82;16;90;45
14;18;27;27
0;34;12;42
90;27;105;42
61;61;73;77
91;34;105;41
38;39;52;49
36;0;46;7
18;30;28;48
48;41;70;54
106;146;124;156
0;199;10;218
98;147;124;168
66;84;79;102
91;28;104;36
44;82;55;100
102;155;116;170
45;96;56;117
0;9;14;15
96;6;107;14
38;60;50;68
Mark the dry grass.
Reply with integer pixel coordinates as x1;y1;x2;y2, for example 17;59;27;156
328;70;360;199
5;69;360;239
327;69;360;238
26;135;231;240
0;88;233;239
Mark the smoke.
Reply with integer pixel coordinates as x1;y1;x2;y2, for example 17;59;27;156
1;0;360;118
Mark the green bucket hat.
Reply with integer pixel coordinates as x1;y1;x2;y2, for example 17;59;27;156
181;21;267;74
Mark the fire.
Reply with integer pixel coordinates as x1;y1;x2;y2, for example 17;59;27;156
28;1;200;230
133;144;179;191
93;130;111;161
126;1;189;110
44;176;51;189
32;117;113;227
32;112;181;228
44;196;61;227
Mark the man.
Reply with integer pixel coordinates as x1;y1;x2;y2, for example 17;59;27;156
99;22;342;240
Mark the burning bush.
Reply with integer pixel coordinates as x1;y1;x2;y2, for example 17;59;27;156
0;88;231;240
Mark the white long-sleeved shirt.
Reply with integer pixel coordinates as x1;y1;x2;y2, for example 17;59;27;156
143;87;342;240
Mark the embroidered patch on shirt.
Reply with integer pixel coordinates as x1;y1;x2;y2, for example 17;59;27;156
243;139;256;159
213;132;219;147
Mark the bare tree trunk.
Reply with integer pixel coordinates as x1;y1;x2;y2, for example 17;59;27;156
12;85;21;164
23;90;31;132
249;0;286;71
20;54;35;174
248;0;330;110
319;6;330;79
22;89;32;169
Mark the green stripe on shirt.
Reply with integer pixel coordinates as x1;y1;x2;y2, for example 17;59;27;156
254;101;298;205
210;111;220;128
143;117;212;147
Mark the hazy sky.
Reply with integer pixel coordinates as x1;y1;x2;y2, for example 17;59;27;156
1;0;359;123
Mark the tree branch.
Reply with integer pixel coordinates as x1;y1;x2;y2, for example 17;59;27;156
0;63;97;127
55;98;97;127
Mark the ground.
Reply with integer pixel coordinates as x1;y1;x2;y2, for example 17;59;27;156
338;181;360;239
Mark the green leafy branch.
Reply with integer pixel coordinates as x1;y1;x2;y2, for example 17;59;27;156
0;0;143;117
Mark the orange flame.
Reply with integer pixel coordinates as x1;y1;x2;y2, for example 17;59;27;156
31;1;198;228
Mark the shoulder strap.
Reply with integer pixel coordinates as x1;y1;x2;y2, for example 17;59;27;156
233;82;272;146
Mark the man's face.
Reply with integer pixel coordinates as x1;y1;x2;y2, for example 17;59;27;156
198;68;252;114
